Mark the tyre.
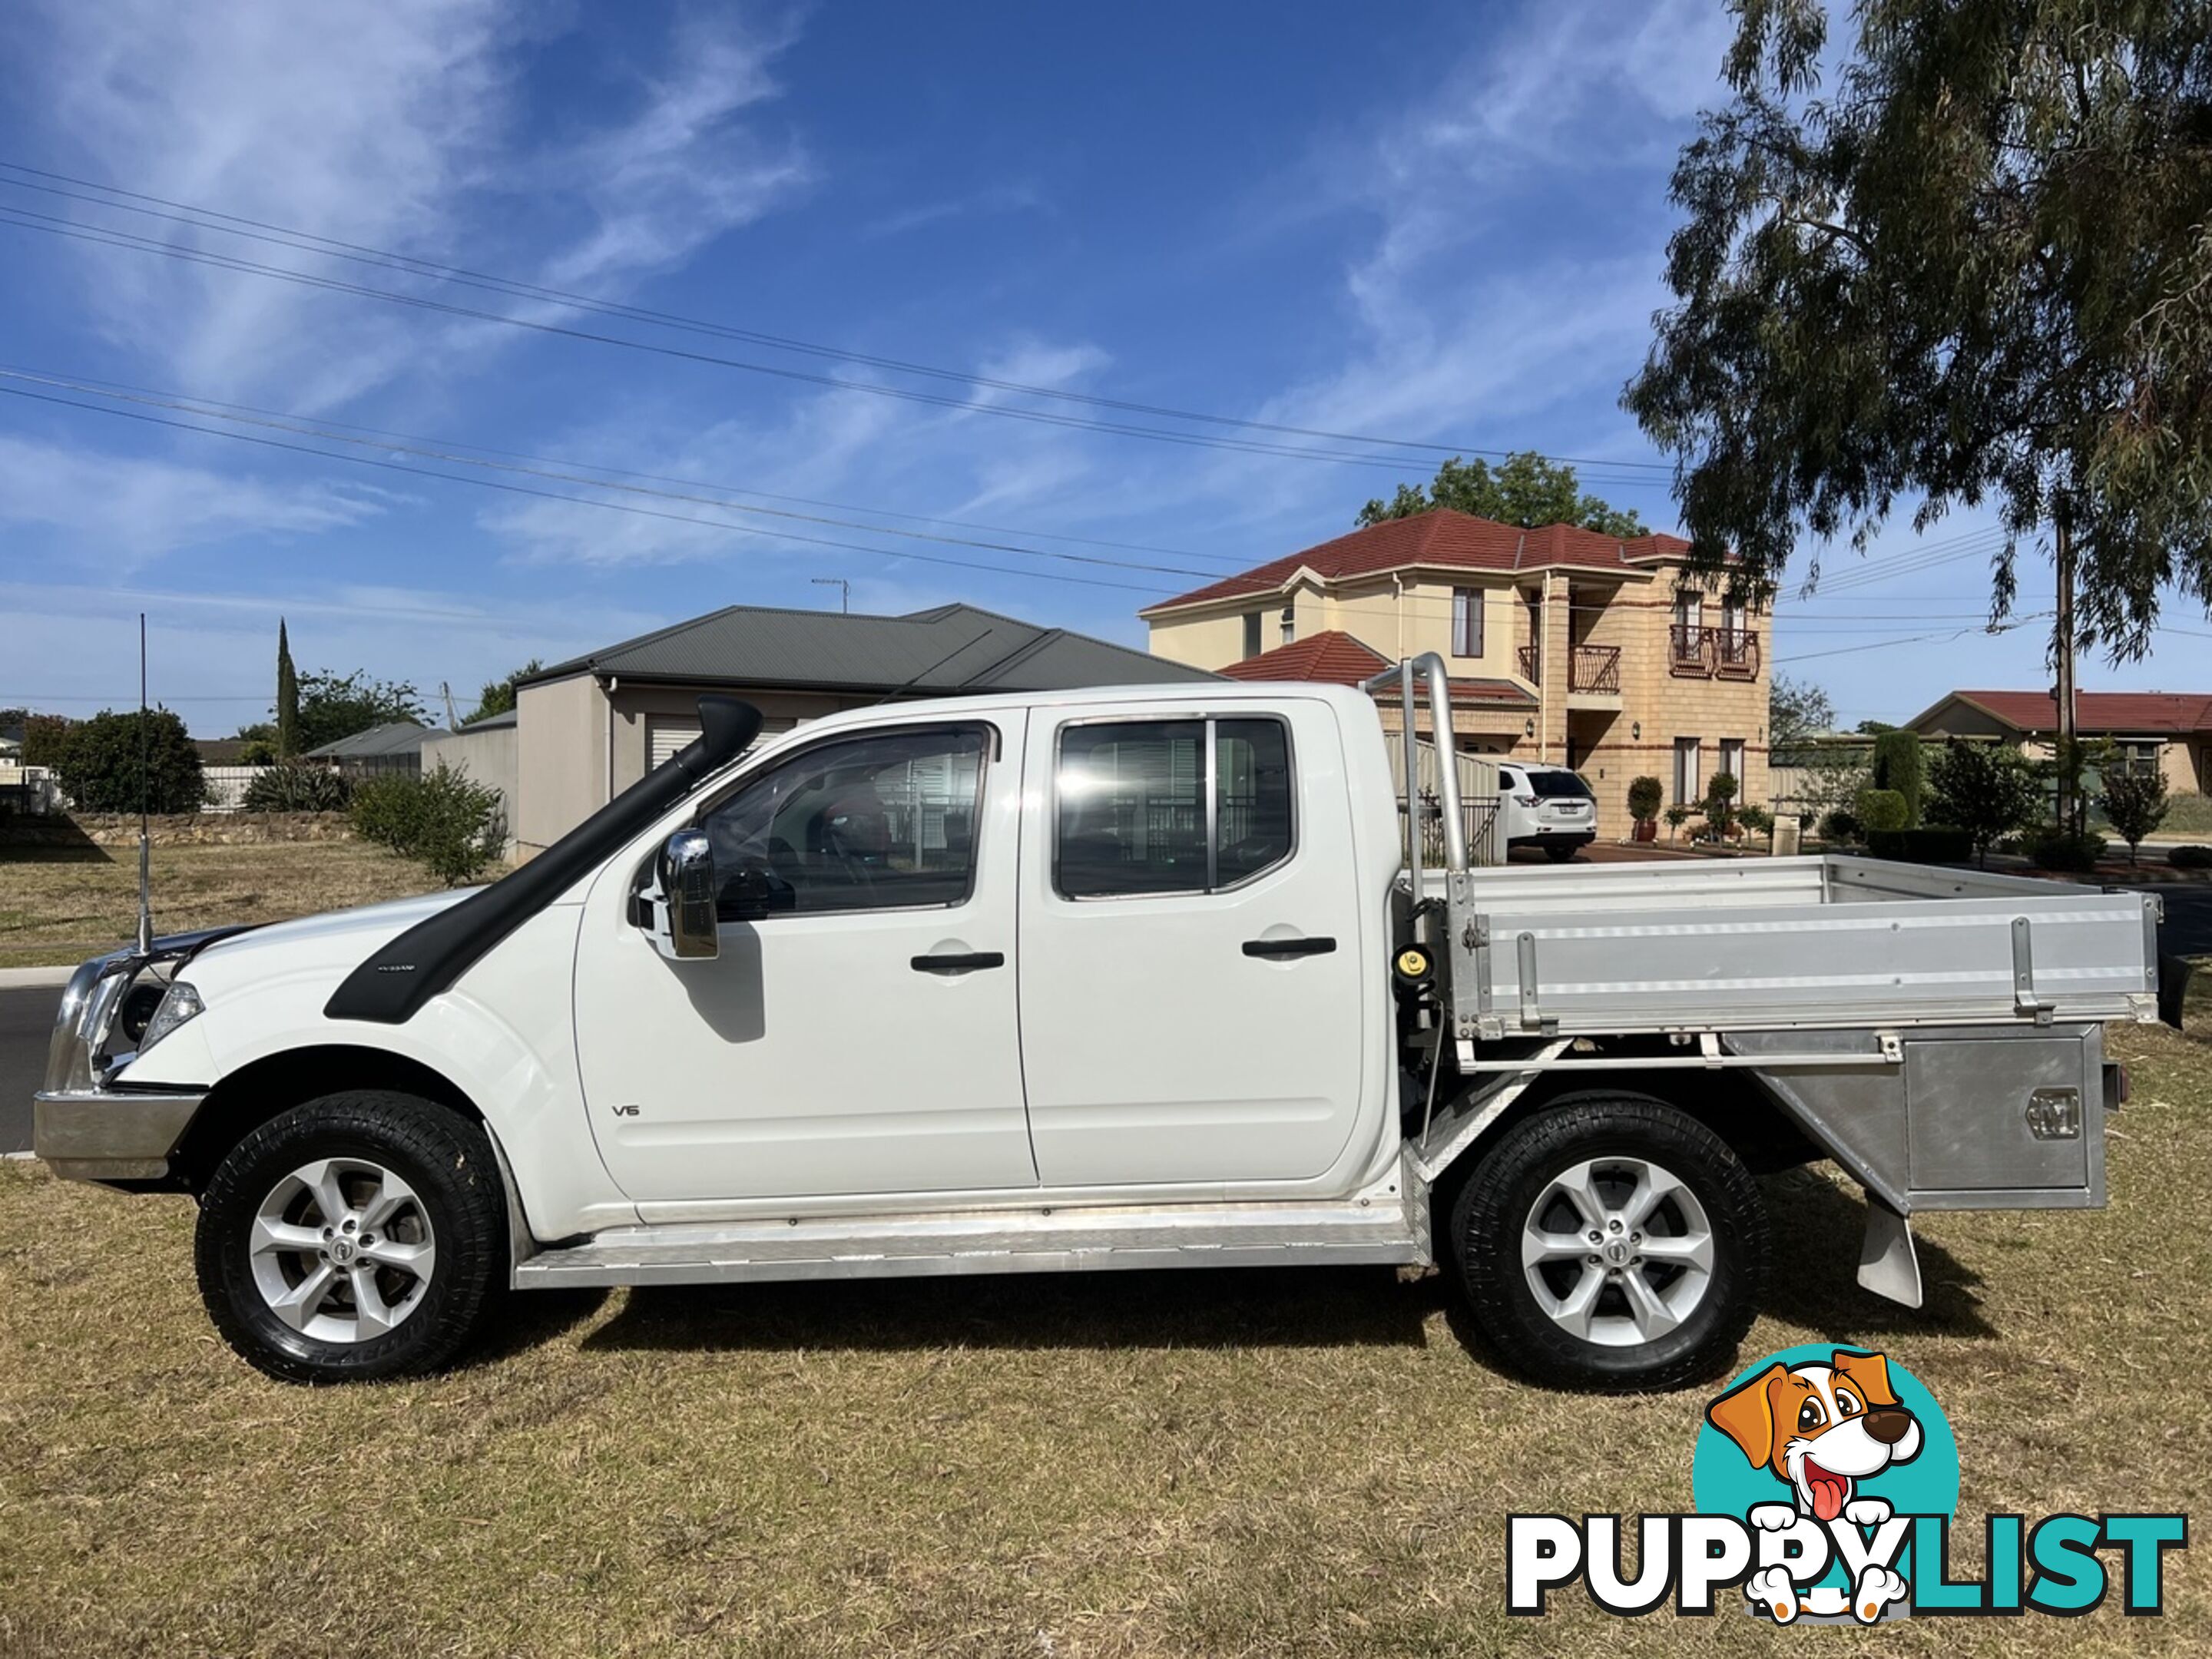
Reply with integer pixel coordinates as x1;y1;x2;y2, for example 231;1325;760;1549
1541;840;1581;863
1450;1092;1766;1391
195;1091;505;1383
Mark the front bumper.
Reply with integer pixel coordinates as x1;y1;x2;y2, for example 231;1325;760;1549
33;929;241;1181
33;1088;204;1181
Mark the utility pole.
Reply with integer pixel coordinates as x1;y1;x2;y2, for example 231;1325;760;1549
440;680;460;730
2053;518;2078;832
812;577;850;614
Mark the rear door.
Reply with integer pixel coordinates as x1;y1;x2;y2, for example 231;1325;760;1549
1015;698;1368;1187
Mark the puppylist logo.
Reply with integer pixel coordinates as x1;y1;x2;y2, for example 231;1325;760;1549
1508;1345;2187;1624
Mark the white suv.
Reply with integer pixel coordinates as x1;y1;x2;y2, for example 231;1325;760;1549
1497;763;1597;860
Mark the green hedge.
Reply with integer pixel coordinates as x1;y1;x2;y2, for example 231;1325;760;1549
2026;827;2108;872
1865;826;1974;864
1869;730;1925;826
2167;843;2212;869
1856;787;1909;833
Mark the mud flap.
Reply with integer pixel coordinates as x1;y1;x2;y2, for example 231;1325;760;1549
1856;1199;1922;1308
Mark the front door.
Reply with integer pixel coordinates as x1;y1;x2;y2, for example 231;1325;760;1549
574;715;1037;1204
1015;701;1370;1188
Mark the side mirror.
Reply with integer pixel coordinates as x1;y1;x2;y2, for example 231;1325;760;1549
651;830;719;961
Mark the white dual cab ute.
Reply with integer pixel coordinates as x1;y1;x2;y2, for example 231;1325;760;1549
37;657;2166;1389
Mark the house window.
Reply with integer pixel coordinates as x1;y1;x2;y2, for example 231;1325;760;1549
1673;737;1702;805
1674;591;1703;631
1721;598;1746;645
1719;738;1746;787
1452;588;1483;657
1280;604;1296;646
2121;740;2161;777
1241;611;1263;660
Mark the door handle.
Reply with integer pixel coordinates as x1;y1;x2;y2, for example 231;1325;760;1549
911;951;1005;973
1241;936;1336;959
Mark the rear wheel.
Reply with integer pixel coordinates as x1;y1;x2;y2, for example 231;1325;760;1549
195;1091;505;1383
1450;1093;1765;1390
1541;840;1582;863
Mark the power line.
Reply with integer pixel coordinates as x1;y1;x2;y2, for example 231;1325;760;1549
0;382;1178;595
0;159;1677;475
0;364;1229;565
1773;612;2048;664
0;366;1227;580
0;182;1672;485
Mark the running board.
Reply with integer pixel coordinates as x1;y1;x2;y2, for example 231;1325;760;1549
512;1193;1428;1288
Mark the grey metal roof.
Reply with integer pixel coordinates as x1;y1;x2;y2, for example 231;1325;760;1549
454;707;519;730
304;721;448;759
522;602;1218;695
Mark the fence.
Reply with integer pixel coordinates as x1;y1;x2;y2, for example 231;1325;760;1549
202;764;268;813
0;764;64;816
1385;738;1502;867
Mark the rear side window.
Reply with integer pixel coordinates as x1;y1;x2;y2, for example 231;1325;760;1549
1055;717;1294;898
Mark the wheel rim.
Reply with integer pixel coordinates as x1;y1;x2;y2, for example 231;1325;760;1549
247;1157;437;1344
1519;1155;1714;1348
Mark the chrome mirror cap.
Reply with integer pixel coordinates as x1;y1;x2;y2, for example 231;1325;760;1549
654;830;719;961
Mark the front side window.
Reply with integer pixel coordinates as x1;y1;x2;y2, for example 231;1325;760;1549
699;726;988;919
1056;717;1293;899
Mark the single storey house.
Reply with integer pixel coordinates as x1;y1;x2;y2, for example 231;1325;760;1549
510;601;1217;858
1906;690;2212;794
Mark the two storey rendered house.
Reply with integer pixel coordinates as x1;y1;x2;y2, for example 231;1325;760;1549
1141;509;1770;840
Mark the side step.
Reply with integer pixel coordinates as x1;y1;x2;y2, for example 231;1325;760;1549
512;1193;1428;1289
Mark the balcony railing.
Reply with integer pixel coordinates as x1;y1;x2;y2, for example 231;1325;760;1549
1670;624;1760;678
1516;644;1540;682
1716;628;1760;679
1669;623;1712;675
1569;642;1621;694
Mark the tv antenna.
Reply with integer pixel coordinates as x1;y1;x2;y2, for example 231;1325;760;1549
812;577;850;614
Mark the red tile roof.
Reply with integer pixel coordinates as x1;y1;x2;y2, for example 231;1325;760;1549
1141;508;1692;616
1939;690;2212;735
1218;630;1535;706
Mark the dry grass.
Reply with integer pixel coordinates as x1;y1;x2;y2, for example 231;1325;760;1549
0;841;443;969
1;1020;2206;1657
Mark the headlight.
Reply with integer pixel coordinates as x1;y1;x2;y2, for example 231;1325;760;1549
138;980;204;1052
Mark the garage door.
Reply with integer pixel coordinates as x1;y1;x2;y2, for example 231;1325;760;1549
647;714;799;770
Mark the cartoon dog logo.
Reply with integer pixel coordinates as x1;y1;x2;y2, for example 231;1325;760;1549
1706;1349;1923;1623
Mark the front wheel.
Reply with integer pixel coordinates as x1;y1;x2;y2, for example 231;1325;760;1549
1450;1093;1767;1391
195;1091;505;1383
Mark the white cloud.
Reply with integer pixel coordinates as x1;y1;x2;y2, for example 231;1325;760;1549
538;12;812;290
16;1;813;409
0;437;386;558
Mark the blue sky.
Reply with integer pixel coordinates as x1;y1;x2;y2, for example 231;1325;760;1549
0;0;2200;735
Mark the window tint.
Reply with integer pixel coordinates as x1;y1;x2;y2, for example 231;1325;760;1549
1055;717;1293;899
1528;770;1594;800
699;726;987;918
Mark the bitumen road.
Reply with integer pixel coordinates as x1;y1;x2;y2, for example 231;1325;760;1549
2;982;61;1155
1;885;2206;1162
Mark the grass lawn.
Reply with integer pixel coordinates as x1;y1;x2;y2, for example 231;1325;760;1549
2;1013;2207;1657
0;840;447;970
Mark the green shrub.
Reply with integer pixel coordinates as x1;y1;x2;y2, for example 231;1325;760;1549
1664;803;1693;838
2167;843;2212;869
55;707;206;813
1703;770;1740;836
349;763;505;885
1818;807;1859;842
1627;775;1664;823
2098;769;2170;863
2026;827;2108;872
1865;826;1974;864
1737;803;1774;836
240;763;350;812
1855;787;1909;833
1869;730;1925;826
1926;739;2041;867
